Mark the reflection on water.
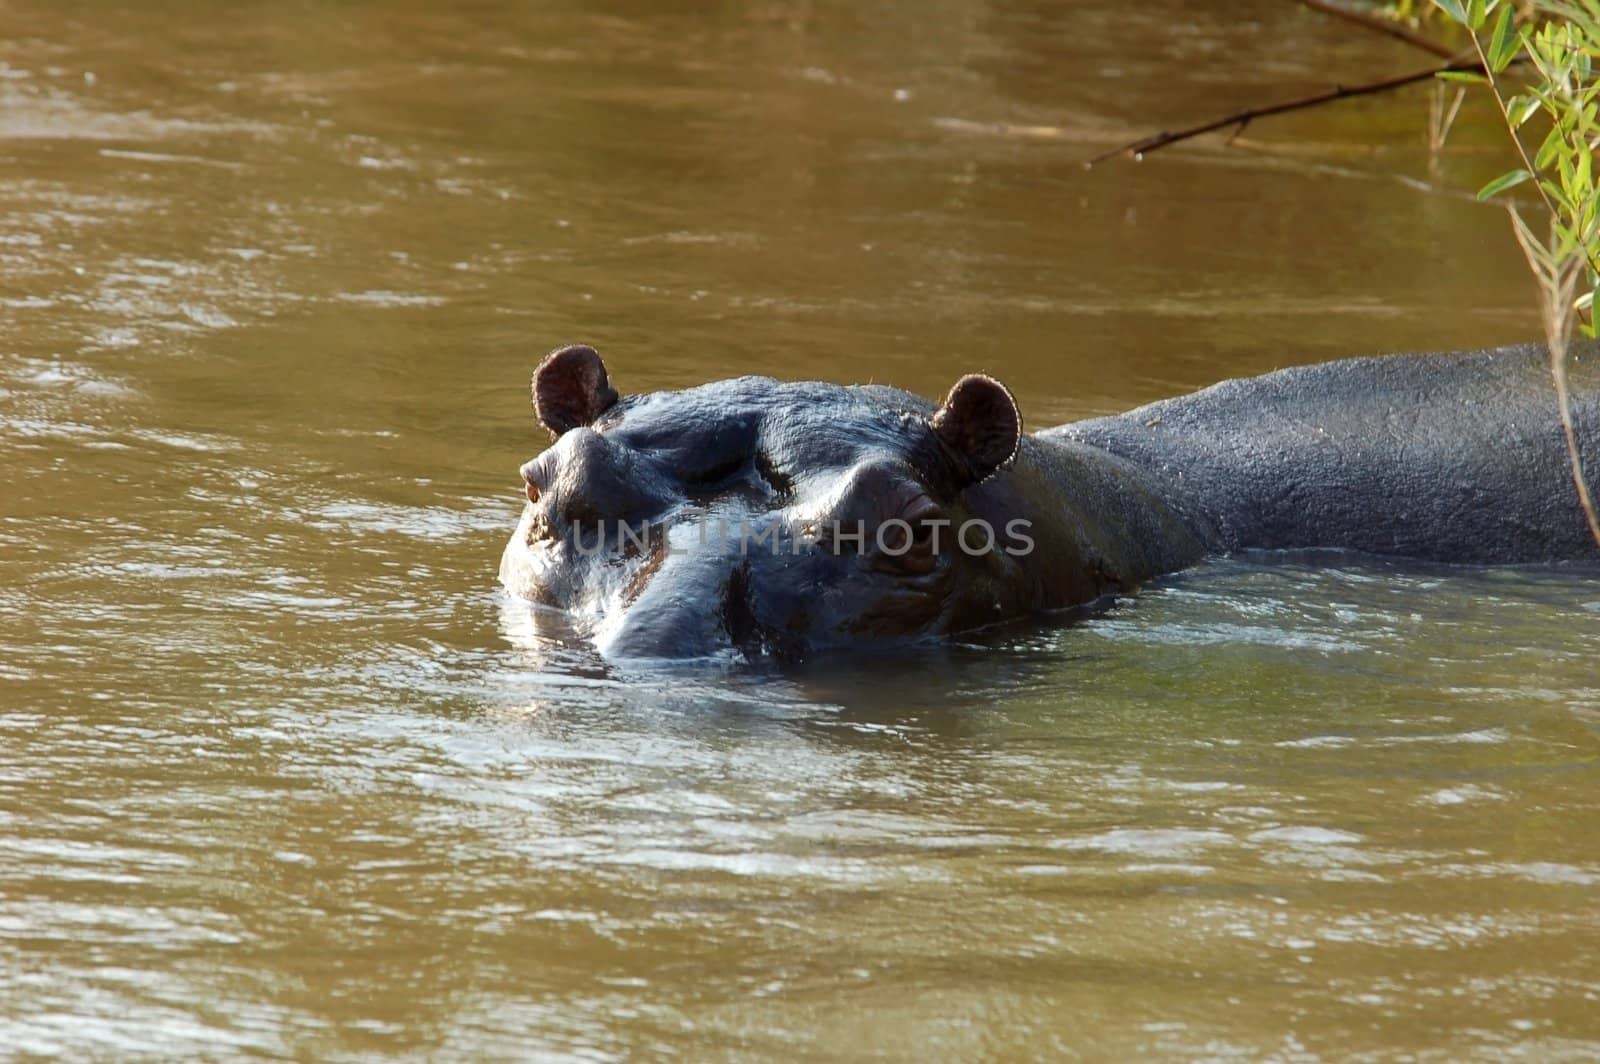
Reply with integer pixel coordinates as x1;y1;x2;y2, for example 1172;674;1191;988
3;0;1599;1057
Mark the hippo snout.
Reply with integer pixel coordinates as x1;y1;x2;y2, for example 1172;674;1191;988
592;546;825;662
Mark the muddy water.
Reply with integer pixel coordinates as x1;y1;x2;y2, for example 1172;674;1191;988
3;0;1599;1058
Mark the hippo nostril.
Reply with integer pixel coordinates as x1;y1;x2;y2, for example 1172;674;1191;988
519;459;545;505
721;564;760;651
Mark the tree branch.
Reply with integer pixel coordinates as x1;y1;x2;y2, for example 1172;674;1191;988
1083;57;1488;167
1298;0;1459;59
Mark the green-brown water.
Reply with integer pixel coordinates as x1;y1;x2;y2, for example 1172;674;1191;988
3;1;1599;1058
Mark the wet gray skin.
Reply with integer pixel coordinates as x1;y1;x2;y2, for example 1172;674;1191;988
502;342;1600;663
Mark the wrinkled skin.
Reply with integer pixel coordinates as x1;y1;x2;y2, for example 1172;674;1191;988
502;342;1600;662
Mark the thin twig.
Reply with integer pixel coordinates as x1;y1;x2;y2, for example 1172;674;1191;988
1298;0;1458;58
1083;57;1488;167
1509;212;1600;548
1469;32;1567;245
1480;25;1600;548
1427;80;1467;151
1441;83;1466;141
1550;343;1600;546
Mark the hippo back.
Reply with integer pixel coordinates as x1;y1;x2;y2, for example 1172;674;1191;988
1054;342;1600;564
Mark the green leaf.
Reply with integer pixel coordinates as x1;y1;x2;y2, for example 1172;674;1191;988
1537;123;1567;170
1487;5;1520;72
1431;0;1468;23
1582;99;1600;135
1478;169;1534;199
1436;71;1489;84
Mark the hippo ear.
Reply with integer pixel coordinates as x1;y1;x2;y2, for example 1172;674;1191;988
929;374;1021;487
533;344;620;437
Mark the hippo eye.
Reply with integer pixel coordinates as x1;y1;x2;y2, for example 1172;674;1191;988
877;496;945;573
902;495;944;543
870;517;940;576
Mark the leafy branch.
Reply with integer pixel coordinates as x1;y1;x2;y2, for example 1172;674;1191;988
1435;0;1600;547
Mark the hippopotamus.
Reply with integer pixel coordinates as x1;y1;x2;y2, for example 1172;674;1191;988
500;341;1600;662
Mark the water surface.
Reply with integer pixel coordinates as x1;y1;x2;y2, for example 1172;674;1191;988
3;0;1599;1058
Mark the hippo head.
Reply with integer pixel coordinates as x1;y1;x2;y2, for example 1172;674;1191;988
499;344;1044;662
